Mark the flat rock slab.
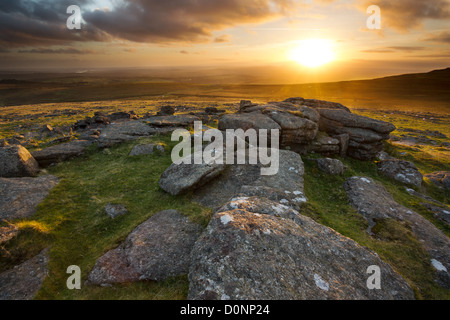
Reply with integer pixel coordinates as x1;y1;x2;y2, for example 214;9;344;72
193;149;306;211
377;160;423;187
32;140;92;167
188;197;414;300
0;175;60;220
145;115;200;127
344;176;450;289
98;120;156;148
284;97;351;112
218;112;281;132
0;249;49;300
318;109;396;134
159;152;226;196
87;210;202;285
0;145;39;178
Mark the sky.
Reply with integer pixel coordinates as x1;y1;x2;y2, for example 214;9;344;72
0;0;449;82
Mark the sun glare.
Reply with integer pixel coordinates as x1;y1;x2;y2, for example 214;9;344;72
289;39;335;68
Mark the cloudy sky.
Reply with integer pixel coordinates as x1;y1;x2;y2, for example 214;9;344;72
0;0;449;81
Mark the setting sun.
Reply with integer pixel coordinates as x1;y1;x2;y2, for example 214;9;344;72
289;39;336;68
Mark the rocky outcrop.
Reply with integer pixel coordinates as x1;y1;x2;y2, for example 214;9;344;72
224;101;319;149
0;175;60;220
0;145;40;177
344;176;450;288
261;107;318;146
159;145;306;211
87;210;202;285
0;249;49;300
188;197;414;300
377;159;423;187
73;111;138;131
316;111;394;160
283;98;395;160
31;140;92;167
218;98;395;160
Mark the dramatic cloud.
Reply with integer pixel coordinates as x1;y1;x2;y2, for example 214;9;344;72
0;0;295;49
423;31;450;44
362;0;450;31
0;0;109;48
83;0;294;43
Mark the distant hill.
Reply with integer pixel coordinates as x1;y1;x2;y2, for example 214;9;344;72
375;67;450;81
0;67;449;113
284;67;450;112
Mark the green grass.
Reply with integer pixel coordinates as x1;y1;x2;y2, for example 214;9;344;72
1;135;211;300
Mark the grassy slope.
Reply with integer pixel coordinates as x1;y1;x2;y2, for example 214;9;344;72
0;102;449;300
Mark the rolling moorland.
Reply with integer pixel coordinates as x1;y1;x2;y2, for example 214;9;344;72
1;67;449;113
0;68;449;300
